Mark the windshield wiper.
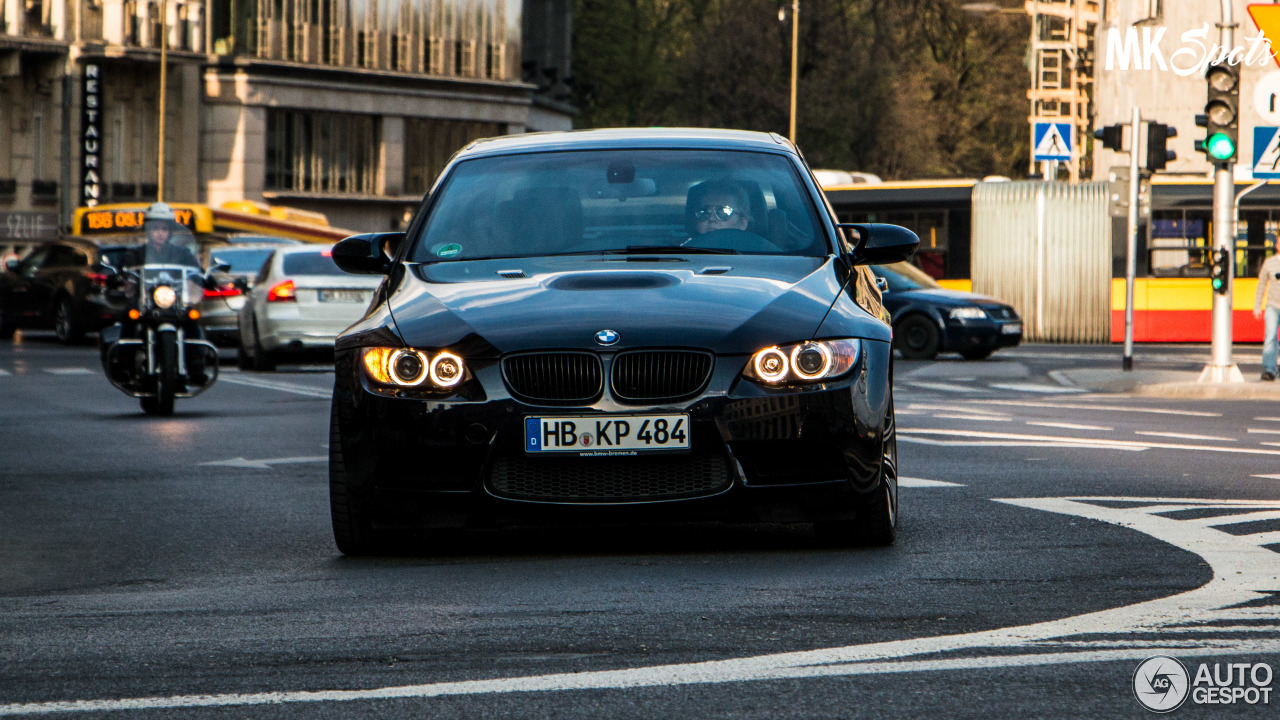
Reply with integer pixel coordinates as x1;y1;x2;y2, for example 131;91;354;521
604;245;737;255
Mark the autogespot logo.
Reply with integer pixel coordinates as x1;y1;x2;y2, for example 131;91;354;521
1134;656;1190;713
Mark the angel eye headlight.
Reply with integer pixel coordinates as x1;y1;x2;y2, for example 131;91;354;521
152;285;177;309
390;349;429;386
362;347;467;389
747;339;859;384
429;352;464;387
752;347;790;383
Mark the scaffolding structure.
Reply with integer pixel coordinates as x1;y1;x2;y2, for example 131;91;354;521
1026;0;1099;181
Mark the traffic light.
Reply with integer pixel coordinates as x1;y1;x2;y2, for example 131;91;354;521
1195;60;1240;163
1146;122;1177;172
1094;124;1124;151
1210;247;1230;294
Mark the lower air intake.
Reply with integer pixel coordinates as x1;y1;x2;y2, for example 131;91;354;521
487;455;731;503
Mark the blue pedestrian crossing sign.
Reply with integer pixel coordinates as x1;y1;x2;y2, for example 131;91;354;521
1033;122;1073;161
1253;127;1280;179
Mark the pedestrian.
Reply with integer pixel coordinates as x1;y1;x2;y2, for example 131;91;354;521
1256;234;1280;381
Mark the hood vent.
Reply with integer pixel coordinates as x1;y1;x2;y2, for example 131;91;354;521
698;266;732;275
497;269;526;278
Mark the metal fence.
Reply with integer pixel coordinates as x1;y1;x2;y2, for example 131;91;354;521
971;181;1111;343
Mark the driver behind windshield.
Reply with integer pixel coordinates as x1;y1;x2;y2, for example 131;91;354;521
686;179;752;238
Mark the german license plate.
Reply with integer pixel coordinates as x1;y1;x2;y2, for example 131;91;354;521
1001;322;1022;335
525;415;689;454
319;290;364;303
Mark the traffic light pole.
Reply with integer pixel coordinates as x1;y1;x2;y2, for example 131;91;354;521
1198;3;1243;384
1123;107;1140;371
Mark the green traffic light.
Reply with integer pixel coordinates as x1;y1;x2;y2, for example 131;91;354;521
1212;277;1225;290
1206;132;1236;160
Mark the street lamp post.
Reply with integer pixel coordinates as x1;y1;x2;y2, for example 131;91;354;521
779;1;800;143
157;0;168;202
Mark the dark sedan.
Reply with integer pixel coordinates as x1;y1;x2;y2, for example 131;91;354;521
0;237;140;343
327;128;918;554
872;262;1022;360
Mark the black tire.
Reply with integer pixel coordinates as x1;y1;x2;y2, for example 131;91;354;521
329;402;384;555
960;348;994;361
250;317;276;372
0;299;15;340
894;315;940;360
141;333;177;416
54;297;84;344
236;330;253;370
816;393;898;547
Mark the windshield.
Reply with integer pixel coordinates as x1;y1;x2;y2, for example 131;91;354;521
282;251;346;276
210;247;274;275
408;149;828;262
873;262;941;291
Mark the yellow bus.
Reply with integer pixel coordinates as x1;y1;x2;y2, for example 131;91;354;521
71;201;354;245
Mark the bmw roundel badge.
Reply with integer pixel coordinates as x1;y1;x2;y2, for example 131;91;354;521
595;329;620;346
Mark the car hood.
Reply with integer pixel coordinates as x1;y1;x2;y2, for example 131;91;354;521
886;287;1008;307
386;255;845;355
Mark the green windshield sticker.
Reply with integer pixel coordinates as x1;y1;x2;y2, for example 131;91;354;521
436;243;462;258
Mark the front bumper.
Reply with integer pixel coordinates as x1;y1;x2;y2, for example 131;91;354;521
941;318;1022;353
332;341;893;528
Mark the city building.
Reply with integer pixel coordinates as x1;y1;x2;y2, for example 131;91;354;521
0;0;572;234
1027;0;1099;182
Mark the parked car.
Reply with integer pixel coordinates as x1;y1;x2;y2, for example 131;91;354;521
0;237;144;343
325;128;918;555
236;246;383;370
202;239;301;347
871;262;1022;360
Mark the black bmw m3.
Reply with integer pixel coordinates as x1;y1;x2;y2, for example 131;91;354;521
328;129;918;554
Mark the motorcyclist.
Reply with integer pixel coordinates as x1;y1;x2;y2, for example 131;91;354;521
137;202;202;267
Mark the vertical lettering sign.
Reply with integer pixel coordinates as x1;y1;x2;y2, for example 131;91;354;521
81;63;102;207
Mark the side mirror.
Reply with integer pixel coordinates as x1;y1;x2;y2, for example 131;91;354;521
232;277;250;293
4;259;19;272
837;223;919;266
332;233;400;275
875;276;889;293
209;261;231;274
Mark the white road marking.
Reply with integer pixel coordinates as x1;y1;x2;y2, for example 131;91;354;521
1182;510;1280;527
930;414;1011;422
906;403;1009;416
1254;417;1280;422
963;400;1220;417
900;437;1146;452
1253;473;1280;479
1247;428;1280;435
0;369;9;376
903;381;982;393
219;374;331;399
899;428;1280;456
897;477;965;488
1133;431;1236;442
198;456;326;470
42;368;93;375
987;383;1086;394
3;496;1277;716
1261;443;1280;449
1025;421;1113;431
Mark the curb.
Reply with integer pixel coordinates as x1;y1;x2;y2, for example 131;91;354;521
1130;381;1280;400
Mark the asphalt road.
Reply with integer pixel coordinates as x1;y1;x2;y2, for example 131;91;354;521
1;333;1278;718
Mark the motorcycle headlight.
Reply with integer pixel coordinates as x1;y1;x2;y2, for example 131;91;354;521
744;339;860;385
153;285;177;309
362;347;468;389
949;306;987;320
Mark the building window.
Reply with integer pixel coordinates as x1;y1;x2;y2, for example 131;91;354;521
221;0;518;79
266;109;379;194
403;118;502;195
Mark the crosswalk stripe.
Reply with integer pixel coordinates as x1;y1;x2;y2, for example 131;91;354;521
987;383;1086;394
43;368;94;375
904;381;981;393
219;374;331;399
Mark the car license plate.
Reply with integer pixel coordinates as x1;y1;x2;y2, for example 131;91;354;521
1001;322;1022;335
319;290;365;303
526;415;689;454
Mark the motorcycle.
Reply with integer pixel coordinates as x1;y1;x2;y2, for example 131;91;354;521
99;225;223;416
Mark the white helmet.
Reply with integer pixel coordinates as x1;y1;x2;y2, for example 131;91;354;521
143;202;176;223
